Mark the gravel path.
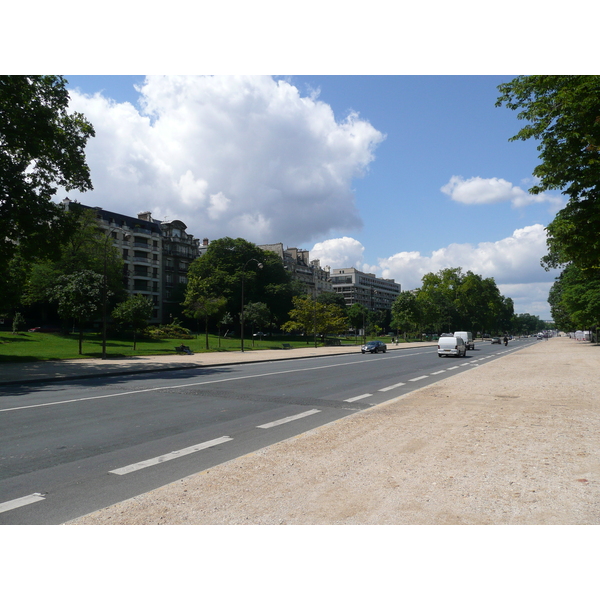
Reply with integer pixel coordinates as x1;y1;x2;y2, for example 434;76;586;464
67;337;600;525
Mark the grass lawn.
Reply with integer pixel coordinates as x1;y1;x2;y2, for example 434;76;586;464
0;331;363;362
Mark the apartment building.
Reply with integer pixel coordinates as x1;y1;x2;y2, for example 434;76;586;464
258;243;332;297
62;199;200;324
330;267;401;311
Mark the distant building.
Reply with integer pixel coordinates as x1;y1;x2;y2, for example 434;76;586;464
330;267;401;311
258;243;332;297
62;199;201;324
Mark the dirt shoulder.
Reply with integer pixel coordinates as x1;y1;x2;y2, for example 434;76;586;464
67;337;600;525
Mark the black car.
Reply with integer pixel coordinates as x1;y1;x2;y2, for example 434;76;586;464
361;340;387;354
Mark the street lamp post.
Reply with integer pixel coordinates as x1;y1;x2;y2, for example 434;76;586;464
240;258;263;353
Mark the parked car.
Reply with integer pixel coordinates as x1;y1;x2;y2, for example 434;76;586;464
361;340;387;354
491;337;501;344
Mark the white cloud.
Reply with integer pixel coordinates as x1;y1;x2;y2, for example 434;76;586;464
311;225;559;319
64;75;385;245
379;224;557;289
310;237;365;270
441;175;563;211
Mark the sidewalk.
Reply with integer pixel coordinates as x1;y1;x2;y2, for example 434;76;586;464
66;337;600;525
0;341;435;386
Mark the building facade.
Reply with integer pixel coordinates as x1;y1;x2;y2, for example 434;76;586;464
330;267;401;311
258;243;332;297
63;199;200;324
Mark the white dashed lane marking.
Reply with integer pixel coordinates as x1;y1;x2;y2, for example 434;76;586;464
409;376;429;382
0;493;45;514
344;393;373;403
257;409;321;429
378;382;406;392
109;436;233;475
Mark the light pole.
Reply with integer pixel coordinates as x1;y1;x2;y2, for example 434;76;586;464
240;258;263;352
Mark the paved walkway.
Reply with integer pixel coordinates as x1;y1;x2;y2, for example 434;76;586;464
0;341;436;385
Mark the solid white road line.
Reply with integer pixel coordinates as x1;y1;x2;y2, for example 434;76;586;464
409;376;429;382
378;382;406;392
344;393;373;403
0;493;45;514
109;436;232;475
257;409;321;429
1;353;428;414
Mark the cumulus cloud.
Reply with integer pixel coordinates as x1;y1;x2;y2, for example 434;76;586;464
378;224;557;289
311;225;559;318
63;75;385;245
441;175;563;210
310;237;365;270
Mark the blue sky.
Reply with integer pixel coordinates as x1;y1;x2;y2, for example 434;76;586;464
61;75;564;319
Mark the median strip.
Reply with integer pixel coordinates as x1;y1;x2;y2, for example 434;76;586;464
109;436;233;475
257;409;321;429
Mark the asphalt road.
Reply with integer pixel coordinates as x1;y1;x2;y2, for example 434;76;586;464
0;338;537;524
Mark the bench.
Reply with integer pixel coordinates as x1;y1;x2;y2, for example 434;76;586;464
174;345;194;355
282;343;292;349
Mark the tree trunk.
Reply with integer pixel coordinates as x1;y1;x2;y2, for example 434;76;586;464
79;328;83;355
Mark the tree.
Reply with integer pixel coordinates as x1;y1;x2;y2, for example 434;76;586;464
347;303;368;343
217;312;233;347
391;291;421;340
112;294;154;351
316;291;347;316
281;296;347;341
548;264;600;336
0;76;95;281
182;275;227;349
51;270;104;354
12;312;26;334
244;302;271;345
413;268;512;335
496;76;600;271
186;237;295;329
22;206;125;315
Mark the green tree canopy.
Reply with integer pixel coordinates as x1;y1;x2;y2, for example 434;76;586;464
51;270;104;354
186;237;296;327
281;296;347;341
21;206;125;320
182;275;228;349
496;76;600;271
391;290;421;338
112;294;154;350
0;76;95;275
413;267;513;334
548;264;600;332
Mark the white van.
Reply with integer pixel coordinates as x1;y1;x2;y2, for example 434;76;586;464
454;331;474;350
438;336;466;357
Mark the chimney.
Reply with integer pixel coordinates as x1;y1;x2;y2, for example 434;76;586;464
203;238;209;246
138;211;152;221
